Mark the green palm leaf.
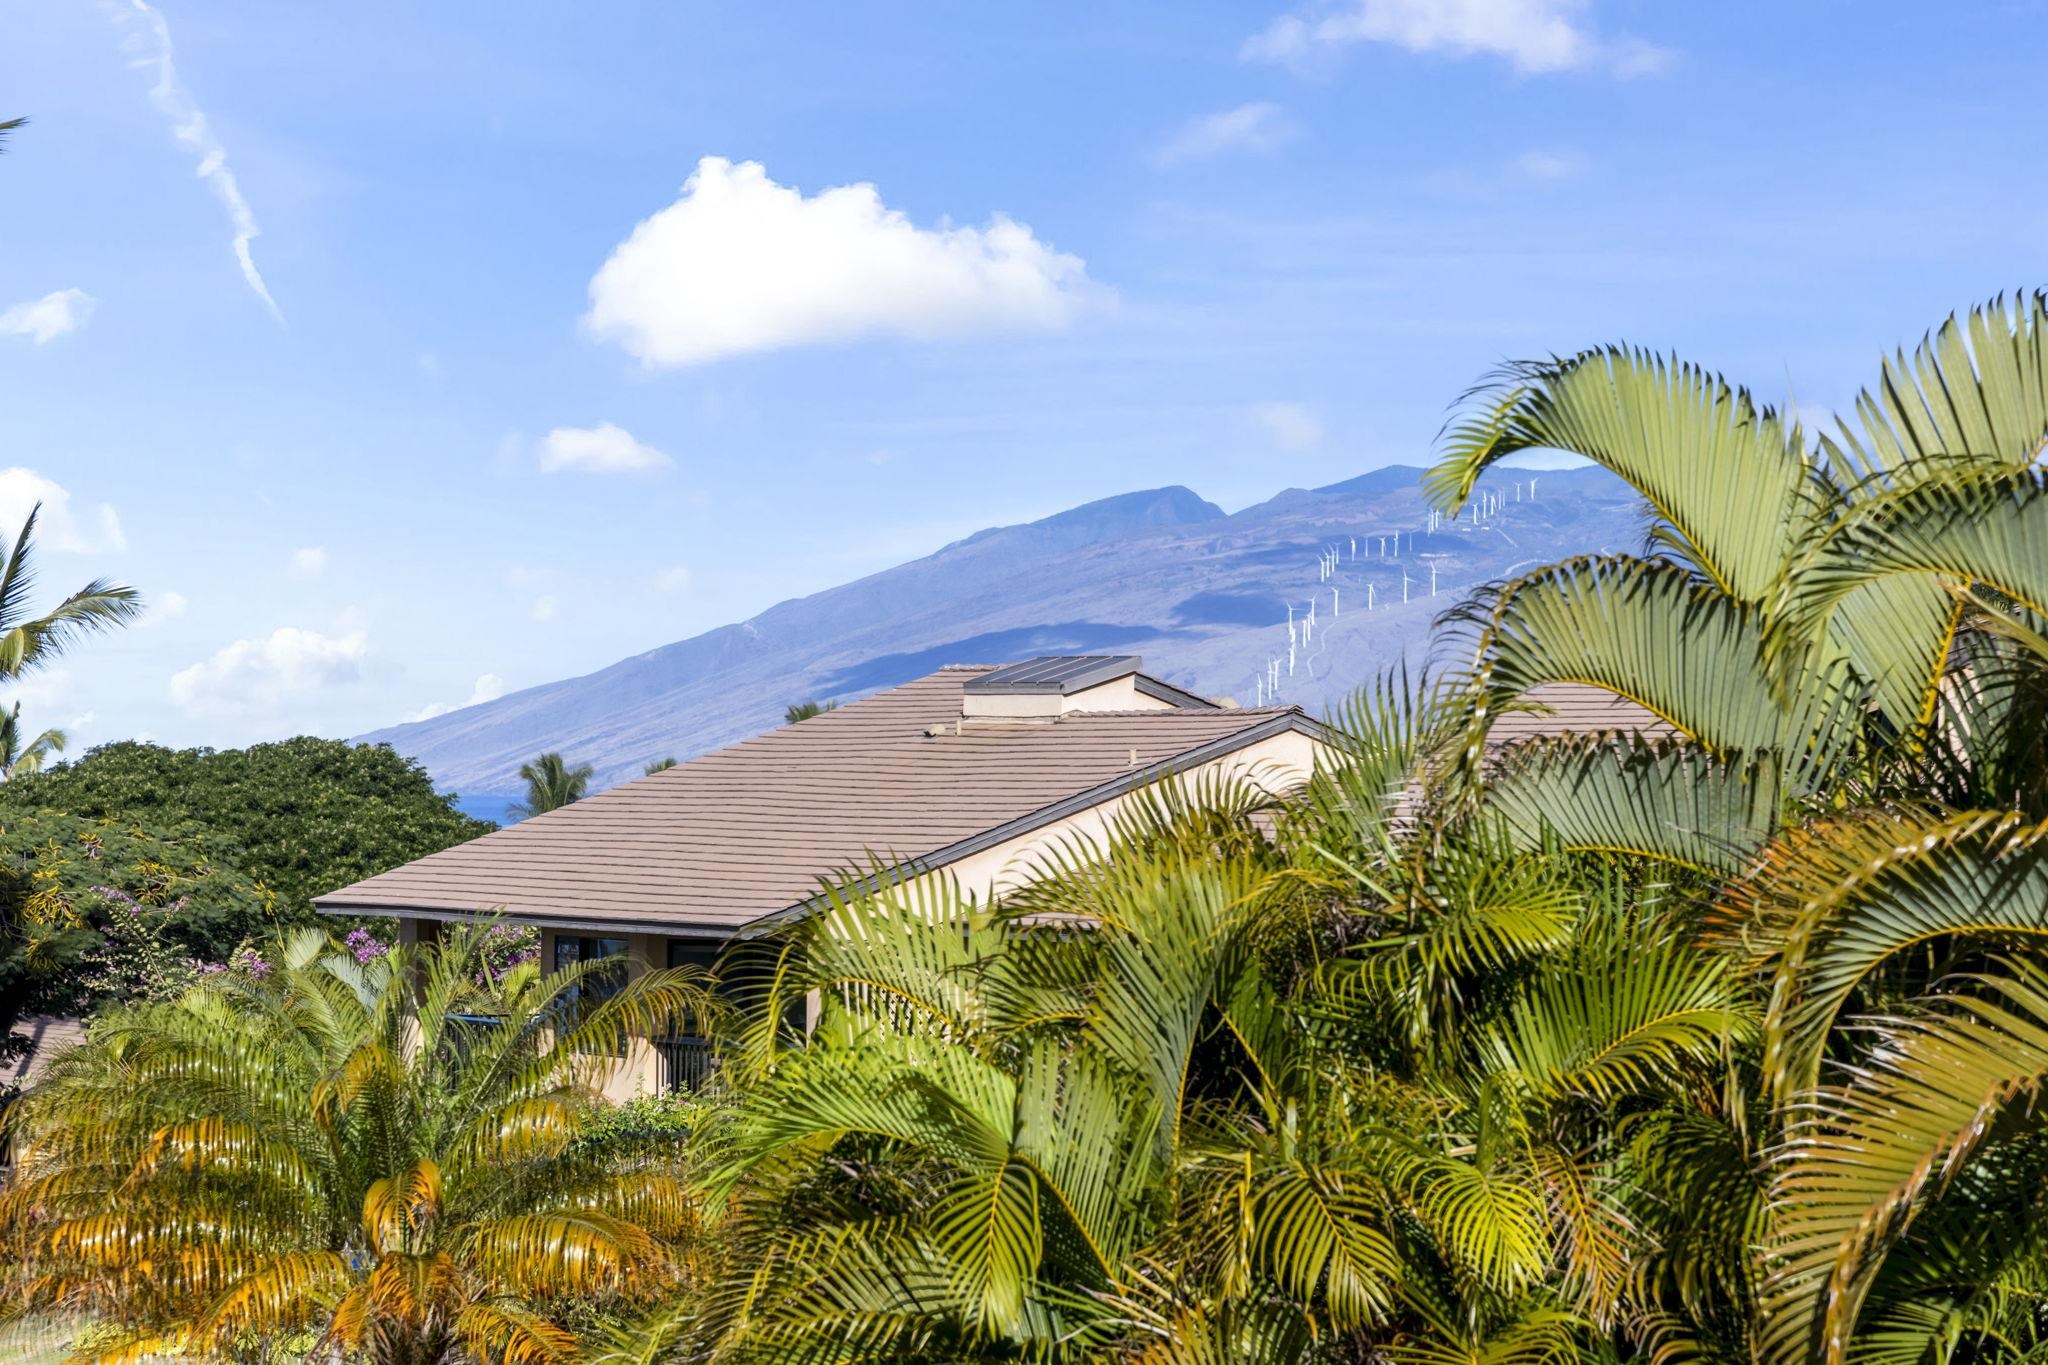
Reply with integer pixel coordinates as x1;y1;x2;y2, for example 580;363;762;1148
1485;735;1783;875
1740;808;2048;1106
1429;346;1818;602
1822;292;2048;488
1760;963;2048;1365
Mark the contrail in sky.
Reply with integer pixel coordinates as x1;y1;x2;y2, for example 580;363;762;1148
114;0;283;321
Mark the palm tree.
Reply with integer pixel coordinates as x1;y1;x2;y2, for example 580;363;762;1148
0;924;718;1363
644;756;677;775
644;737;1737;1363
511;750;593;819
1422;293;2048;1363
0;701;62;780
0;504;142;681
620;297;2048;1364
782;699;837;725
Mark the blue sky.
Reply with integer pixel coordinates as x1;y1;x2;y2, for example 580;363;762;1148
7;0;2046;754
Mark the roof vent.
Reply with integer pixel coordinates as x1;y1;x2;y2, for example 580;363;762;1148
963;655;1182;720
965;656;1143;696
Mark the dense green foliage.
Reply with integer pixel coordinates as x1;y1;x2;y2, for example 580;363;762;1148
0;808;275;1019
1;927;718;1364
14;294;2048;1365
632;293;2048;1364
0;500;144;1053
0;736;493;920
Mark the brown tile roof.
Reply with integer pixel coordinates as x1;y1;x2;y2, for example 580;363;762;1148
317;666;1321;935
1484;683;1677;747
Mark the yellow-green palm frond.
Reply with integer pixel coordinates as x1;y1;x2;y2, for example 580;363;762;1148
193;1251;353;1348
1774;465;2048;699
1484;736;1784;876
1479;921;1753;1106
464;1211;669;1300
1451;555;1861;779
453;1300;584;1365
1760;962;2048;1365
1429;346;1819;603
1736;808;2048;1106
1823;291;2048;489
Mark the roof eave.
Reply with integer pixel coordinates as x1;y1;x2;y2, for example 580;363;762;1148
312;706;1337;941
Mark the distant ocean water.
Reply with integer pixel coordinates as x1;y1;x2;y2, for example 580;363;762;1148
452;794;522;827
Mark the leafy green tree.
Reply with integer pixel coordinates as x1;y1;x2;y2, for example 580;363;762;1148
512;751;594;819
644;756;678;775
1;925;718;1364
0;809;278;1067
0;807;274;1001
0;737;493;919
782;699;837;725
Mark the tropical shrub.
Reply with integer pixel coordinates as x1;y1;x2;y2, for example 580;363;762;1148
0;925;718;1364
611;294;2048;1364
0;808;275;1034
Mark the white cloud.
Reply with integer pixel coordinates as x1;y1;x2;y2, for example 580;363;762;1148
0;289;95;345
651;565;694;593
0;468;126;553
539;422;671;474
169;626;367;711
402;671;506;724
139;589;189;626
112;0;282;319
291;546;327;578
1426;146;1593;197
1153;103;1298;167
1243;0;1670;77
1251;401;1325;452
2;669;72;713
1512;147;1590;180
530;594;559;623
583;157;1100;367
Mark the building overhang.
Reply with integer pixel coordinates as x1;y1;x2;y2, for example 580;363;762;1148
314;709;1336;941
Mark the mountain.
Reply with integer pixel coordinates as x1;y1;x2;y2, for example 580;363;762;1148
359;463;1645;796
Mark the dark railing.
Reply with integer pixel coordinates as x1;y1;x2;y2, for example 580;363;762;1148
655;1035;719;1094
444;1012;509;1061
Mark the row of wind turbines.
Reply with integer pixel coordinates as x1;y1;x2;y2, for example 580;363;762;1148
1251;477;1538;707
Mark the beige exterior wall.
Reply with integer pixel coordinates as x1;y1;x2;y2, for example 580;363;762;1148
541;725;1329;1102
960;675;1182;720
539;929;673;1102
937;727;1321;901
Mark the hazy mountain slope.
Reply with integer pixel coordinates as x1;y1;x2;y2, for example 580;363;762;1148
360;465;1643;795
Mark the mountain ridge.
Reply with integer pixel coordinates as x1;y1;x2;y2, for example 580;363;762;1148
360;462;1637;795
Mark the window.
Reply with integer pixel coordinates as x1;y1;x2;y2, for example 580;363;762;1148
553;935;628;1054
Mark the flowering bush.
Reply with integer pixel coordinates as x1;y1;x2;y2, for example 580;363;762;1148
344;926;389;963
2;810;275;1015
478;921;540;982
79;886;203;1004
